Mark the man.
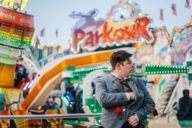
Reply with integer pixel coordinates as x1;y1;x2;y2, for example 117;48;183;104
95;50;155;128
177;89;192;121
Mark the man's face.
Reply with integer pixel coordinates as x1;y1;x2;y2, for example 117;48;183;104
119;59;132;78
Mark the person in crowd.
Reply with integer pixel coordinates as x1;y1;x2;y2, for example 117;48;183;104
177;89;192;121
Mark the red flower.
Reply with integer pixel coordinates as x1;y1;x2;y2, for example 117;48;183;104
152;108;158;116
114;106;122;116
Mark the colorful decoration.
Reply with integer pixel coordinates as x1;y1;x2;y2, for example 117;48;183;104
40;27;45;37
74;16;152;50
19;0;28;11
85;96;102;124
159;9;164;21
145;64;189;75
185;0;190;8
71;1;153;52
162;26;179;46
1;0;28;11
171;3;177;16
72;65;110;77
0;6;34;48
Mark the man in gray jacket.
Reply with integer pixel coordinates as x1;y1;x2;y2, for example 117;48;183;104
95;50;155;128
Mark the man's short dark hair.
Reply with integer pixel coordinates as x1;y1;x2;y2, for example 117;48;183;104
89;125;104;128
183;89;190;97
110;50;132;70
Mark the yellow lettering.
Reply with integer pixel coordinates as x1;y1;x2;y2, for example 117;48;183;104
162;26;179;46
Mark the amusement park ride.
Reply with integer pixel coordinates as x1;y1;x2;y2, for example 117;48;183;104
0;0;192;127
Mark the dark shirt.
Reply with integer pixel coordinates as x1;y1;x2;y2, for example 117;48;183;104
177;97;192;120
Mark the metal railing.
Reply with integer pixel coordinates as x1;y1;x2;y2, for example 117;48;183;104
0;113;102;120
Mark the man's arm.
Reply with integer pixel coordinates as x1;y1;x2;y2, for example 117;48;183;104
134;79;155;121
95;77;130;108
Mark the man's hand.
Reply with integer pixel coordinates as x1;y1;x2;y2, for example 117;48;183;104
129;92;136;100
128;114;139;126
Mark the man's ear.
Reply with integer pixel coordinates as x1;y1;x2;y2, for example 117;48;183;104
116;63;121;69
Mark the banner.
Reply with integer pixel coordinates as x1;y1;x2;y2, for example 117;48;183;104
0;6;34;28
